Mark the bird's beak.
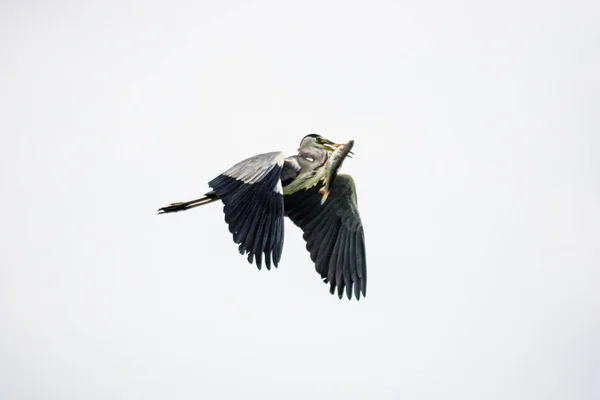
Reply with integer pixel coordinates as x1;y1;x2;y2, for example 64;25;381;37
320;138;355;157
322;140;337;152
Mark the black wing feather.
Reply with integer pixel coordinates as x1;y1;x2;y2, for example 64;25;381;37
209;153;285;270
284;174;367;300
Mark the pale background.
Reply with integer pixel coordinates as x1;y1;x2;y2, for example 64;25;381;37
1;1;599;399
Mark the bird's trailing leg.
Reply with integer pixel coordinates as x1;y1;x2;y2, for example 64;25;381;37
157;191;219;214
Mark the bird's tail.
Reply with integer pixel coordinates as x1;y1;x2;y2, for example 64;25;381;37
157;191;219;214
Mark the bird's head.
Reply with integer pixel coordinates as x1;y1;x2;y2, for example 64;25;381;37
299;134;353;155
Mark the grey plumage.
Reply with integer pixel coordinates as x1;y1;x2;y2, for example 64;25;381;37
158;134;366;300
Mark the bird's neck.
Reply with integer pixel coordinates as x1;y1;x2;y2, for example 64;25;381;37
298;146;328;163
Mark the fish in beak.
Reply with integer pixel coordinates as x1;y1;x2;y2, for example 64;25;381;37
318;137;355;157
319;139;355;204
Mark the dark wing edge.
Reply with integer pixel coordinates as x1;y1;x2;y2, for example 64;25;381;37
284;174;367;300
209;152;285;270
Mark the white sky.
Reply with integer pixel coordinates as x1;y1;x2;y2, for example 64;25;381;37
1;1;599;399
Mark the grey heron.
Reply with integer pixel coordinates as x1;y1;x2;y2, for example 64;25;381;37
158;134;366;300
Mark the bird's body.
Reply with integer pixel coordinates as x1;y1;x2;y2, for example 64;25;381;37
158;134;366;300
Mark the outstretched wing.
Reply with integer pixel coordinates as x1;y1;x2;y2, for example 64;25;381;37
209;152;285;270
284;174;367;300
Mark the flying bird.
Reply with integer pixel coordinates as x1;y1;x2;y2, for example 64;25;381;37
158;134;366;300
